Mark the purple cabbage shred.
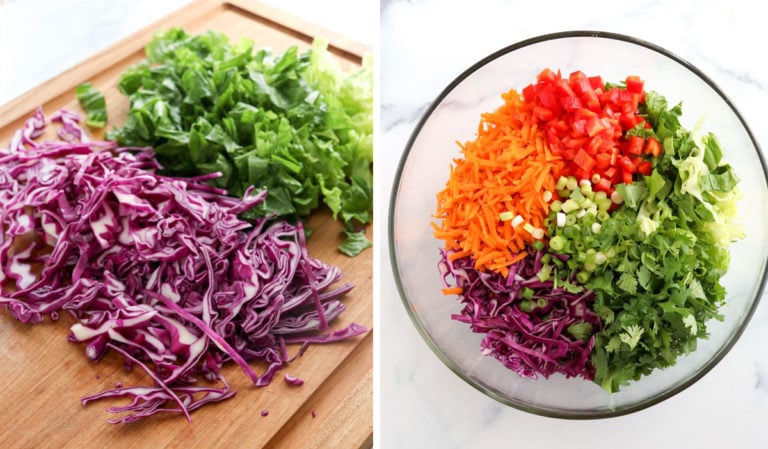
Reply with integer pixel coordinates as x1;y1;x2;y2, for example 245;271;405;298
439;247;600;380
0;108;367;424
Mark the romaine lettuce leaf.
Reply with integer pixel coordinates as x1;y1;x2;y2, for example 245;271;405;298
107;28;373;255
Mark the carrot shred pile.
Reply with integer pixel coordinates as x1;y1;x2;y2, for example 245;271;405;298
433;89;566;278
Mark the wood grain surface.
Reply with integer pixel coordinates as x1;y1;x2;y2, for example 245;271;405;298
0;1;373;448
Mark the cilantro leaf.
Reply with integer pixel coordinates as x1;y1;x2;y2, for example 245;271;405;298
619;324;644;349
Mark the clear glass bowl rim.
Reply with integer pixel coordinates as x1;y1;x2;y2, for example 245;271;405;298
388;30;768;419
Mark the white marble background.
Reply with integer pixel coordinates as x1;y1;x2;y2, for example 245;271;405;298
380;0;768;448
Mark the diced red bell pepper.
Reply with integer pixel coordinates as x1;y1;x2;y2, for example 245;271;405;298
560;95;582;111
545;126;560;146
586;116;611;137
573;148;596;173
593;177;613;193
569;71;591;95
572;118;587;135
550;119;569;134
553;78;576;97
522;84;536;103
601;87;620;105
645;137;662;157
583;94;601;112
627;135;645;156
563;136;588;149
637;161;652;176
626;75;644;94
620;112;643;130
619;155;636;174
594;152;612;170
537;68;557;83
620;168;633;185
588;75;604;90
518;68;651;191
534;105;554;121
574;167;590;182
538;87;560;111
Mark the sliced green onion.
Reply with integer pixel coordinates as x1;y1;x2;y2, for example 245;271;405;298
562;199;579;213
556;212;566;227
594;251;607;265
549;235;565;251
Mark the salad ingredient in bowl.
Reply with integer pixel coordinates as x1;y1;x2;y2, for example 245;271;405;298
390;31;768;418
434;68;742;393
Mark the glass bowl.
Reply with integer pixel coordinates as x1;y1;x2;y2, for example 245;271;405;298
388;31;768;418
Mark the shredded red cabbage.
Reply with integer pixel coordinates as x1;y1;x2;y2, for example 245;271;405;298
0;108;367;423
439;247;600;380
284;373;304;386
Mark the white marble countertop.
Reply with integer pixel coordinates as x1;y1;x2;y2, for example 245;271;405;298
380;0;768;448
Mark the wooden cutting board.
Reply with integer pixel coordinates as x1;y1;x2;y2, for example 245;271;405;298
0;1;373;448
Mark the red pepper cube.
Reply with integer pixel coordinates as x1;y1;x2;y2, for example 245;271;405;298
626;75;644;94
594;152;612;170
621;169;634;185
594;177;613;193
586;116;607;137
586;135;604;156
574;148;596;173
538;68;557;83
637;161;653;176
619;155;636;174
645;137;662;157
522;84;536;103
588;75;604;90
553;78;576;97
582;90;601;113
560;95;582;111
627;135;645;156
534;105;554;122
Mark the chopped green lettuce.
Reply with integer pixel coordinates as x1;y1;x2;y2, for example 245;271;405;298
75;82;107;128
107;28;373;255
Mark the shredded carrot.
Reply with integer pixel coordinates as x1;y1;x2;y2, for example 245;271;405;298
433;88;566;278
441;287;464;295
